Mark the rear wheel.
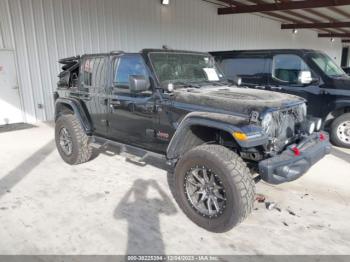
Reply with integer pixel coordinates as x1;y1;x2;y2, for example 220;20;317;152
173;144;255;233
55;114;92;165
330;113;350;148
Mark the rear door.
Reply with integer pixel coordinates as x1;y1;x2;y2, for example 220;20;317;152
0;50;24;125
80;56;109;136
216;54;269;87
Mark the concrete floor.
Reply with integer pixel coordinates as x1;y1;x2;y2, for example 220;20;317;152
0;122;350;255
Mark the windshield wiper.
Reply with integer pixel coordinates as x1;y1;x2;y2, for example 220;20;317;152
172;81;201;88
198;80;230;86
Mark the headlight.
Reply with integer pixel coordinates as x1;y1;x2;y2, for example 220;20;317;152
301;119;316;135
301;103;307;117
307;117;322;131
301;120;316;135
261;113;273;133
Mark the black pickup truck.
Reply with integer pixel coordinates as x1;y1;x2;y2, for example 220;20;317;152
211;49;350;148
54;49;331;232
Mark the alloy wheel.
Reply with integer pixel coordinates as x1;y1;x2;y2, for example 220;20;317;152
184;166;226;218
59;127;73;155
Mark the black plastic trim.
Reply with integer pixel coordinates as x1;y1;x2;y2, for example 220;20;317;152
259;132;331;184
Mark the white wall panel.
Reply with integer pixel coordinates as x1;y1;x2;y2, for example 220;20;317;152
0;0;343;122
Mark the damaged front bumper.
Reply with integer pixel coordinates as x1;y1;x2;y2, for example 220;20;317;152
258;132;331;184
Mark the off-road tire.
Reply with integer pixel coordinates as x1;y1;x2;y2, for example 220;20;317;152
330;113;350;148
55;114;92;165
173;144;255;233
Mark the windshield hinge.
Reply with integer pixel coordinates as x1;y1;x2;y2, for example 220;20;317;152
250;111;260;123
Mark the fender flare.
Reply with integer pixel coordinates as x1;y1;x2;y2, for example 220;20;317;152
54;98;93;134
166;112;268;160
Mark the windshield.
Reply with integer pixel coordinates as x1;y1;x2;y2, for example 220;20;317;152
309;52;346;77
149;52;225;85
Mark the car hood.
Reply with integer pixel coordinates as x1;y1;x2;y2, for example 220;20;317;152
171;86;305;116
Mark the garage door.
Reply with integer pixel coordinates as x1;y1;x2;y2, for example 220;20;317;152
0;50;23;125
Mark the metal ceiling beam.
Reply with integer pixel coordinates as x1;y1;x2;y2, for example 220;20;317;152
216;0;307;24
216;0;244;5
218;0;350;15
246;0;337;34
281;0;350;33
318;33;350;37
282;21;350;29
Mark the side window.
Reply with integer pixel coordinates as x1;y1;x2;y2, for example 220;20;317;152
272;54;310;84
83;57;107;87
113;55;148;89
219;58;267;84
83;59;93;86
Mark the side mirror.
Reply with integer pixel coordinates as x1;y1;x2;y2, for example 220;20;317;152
227;77;242;86
129;75;150;93
298;71;313;85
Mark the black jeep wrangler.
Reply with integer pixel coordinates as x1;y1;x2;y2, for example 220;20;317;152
54;49;331;233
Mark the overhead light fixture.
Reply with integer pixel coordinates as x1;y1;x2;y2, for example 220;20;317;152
161;0;170;5
292;29;298;34
331;38;335;42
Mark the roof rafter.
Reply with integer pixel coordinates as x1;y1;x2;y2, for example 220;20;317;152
218;0;350;15
318;33;350;37
282;21;350;29
246;0;337;33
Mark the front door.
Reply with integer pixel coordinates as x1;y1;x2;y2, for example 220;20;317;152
268;54;326;117
107;54;158;151
0;50;23;125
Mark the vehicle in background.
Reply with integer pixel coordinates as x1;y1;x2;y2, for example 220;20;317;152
211;49;350;148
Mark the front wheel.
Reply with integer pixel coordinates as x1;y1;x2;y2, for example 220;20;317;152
330;113;350;148
173;144;255;233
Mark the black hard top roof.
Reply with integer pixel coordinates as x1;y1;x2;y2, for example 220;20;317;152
77;49;210;59
141;48;210;56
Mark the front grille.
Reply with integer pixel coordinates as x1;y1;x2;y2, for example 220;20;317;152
269;104;305;145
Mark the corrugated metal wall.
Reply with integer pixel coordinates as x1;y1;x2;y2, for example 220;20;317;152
0;0;343;122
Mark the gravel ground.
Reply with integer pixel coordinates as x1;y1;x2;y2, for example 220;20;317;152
0;122;349;255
